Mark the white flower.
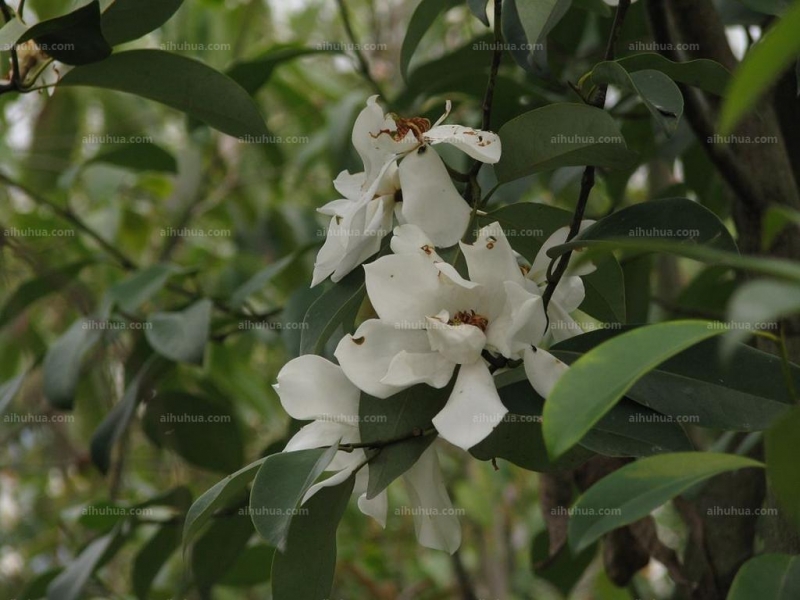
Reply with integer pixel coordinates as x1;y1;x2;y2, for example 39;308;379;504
526;222;597;343
335;223;547;450
311;96;502;286
274;354;461;553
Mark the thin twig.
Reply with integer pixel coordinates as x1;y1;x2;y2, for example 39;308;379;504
541;0;631;319
335;0;384;98
338;426;436;452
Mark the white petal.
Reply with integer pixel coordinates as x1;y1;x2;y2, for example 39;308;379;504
330;196;393;283
284;422;356;453
382;350;456;388
426;318;486;365
485;281;547;358
402;445;462;554
432;362;507;450
311;215;348;287
302;450;363;504
275;355;360;421
546;302;585;343
523;347;569;399
390;224;442;261
398;146;470;248
355;468;388;527
550;275;585;314
335;319;431;398
352;96;404;186
425;124;502;163
459;221;525;288
332;171;366;199
364;254;448;324
529;222;597;284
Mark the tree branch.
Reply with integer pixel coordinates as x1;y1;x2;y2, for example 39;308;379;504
335;0;384;98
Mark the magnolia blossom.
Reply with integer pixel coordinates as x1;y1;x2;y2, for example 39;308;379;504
274;355;461;553
311;96;502;286
335;223;553;450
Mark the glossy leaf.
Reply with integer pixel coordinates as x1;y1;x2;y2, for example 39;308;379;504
544;321;727;459
43;318;104;409
496;104;638;182
467;0;490;25
60;50;268;139
132;523;181;600
101;0;184;46
192;512;254;591
20;1;111;65
568;452;763;551
299;268;366;355
227;44;339;95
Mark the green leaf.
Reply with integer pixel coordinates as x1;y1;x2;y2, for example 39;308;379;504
43;318;104;409
90;356;160;474
359;384;450;499
728;554;800;600
109;264;179;313
766;408;800;528
0;372;26;416
544;320;727;459
736;0;792;16
719;0;800;134
227;44;339;96
60;50;268;139
271;476;354;600
515;0;570;52
299;268;366;355
582;257;626;324
132;523;181;600
568;452;763;551
192;512;254;591
616;53;731;97
88;143;178;173
218;544;274;586
249;446;339;551
496;104;638;182
101;0;184;46
145;299;212;365
20;1;112;66
467;0;490;25
762;205;800;251
184;457;267;549
575;197;738;252
553;329;799;431
47;531;118;600
143;391;244;473
400;0;461;81
725;279;800;350
0;260;91;330
590;62;683;135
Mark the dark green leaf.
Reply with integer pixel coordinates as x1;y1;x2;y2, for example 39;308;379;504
616;53;731;97
590;62;683;135
88;143;178;173
0;372;26;416
250;445;339;551
271;476;354;600
21;1;111;66
109;264;179;313
43;318;104;409
766;408;800;528
496;104;638;182
132;523;181;600
60;50;268;139
101;0;184;46
144;391;244;473
300;268;365;355
359;384;450;499
218;544;274;586
227;45;339;96
192;512;254;591
467;0;490;25
47;531;118;600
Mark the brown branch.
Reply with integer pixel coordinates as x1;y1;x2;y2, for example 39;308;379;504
335;0;384;98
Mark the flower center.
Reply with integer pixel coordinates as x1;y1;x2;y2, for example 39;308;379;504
372;114;431;144
449;310;489;332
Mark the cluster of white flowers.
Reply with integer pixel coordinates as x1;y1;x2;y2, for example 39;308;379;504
274;97;594;554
